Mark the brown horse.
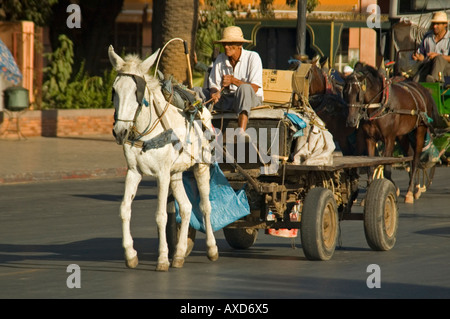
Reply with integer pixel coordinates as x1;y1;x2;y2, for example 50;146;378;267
305;61;364;156
343;62;442;203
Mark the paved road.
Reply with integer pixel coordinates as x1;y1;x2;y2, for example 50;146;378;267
0;166;449;302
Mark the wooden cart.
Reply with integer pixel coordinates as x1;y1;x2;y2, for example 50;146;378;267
168;69;412;261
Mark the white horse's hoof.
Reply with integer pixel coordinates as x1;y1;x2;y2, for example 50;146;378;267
172;257;185;268
208;253;219;262
125;255;139;269
405;192;414;204
156;262;170;272
207;247;219;262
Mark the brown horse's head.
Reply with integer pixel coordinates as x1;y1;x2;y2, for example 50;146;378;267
290;55;327;96
343;63;383;128
308;63;327;96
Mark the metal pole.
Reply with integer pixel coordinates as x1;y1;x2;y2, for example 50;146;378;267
296;0;307;56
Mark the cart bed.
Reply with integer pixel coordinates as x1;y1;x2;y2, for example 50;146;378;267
284;155;413;172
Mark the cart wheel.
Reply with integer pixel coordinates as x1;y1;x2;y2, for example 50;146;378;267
223;228;258;249
167;220;196;258
364;178;398;251
166;208;196;258
301;187;338;261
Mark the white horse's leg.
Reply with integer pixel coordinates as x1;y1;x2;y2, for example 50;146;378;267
155;175;171;271
121;169;142;268
194;164;218;261
170;173;192;268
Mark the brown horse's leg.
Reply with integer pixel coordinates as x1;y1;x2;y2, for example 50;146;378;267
382;136;399;196
396;135;412;196
382;136;396;180
405;126;427;204
366;137;377;184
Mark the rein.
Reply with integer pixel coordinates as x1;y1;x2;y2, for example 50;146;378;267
113;72;172;144
346;74;392;121
346;74;430;129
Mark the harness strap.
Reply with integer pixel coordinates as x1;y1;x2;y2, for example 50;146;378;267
322;70;334;95
368;81;435;133
366;78;392;120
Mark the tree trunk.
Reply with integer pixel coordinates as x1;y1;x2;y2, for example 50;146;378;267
152;0;199;86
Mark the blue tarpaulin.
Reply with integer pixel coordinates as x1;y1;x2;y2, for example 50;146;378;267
175;162;250;233
0;38;22;85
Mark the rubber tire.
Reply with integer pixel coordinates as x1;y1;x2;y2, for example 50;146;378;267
301;187;339;261
364;178;398;251
166;196;196;259
167;219;196;258
223;228;258;249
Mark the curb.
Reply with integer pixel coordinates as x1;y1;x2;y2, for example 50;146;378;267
0;167;127;184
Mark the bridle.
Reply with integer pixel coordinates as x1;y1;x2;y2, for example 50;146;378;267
345;73;368;109
112;72;170;141
112;72;148;122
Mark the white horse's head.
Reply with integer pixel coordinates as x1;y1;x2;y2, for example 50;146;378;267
108;45;160;144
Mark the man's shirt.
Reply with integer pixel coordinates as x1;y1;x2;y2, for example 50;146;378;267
417;30;450;56
209;48;264;100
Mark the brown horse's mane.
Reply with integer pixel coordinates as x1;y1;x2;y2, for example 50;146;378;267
353;62;382;84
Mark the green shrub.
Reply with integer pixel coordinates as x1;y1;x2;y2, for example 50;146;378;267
42;34;115;109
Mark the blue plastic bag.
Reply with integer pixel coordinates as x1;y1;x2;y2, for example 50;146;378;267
285;112;307;137
175;162;250;233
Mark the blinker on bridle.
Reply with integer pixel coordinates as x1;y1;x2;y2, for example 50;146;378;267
346;73;367;108
112;72;149;125
112;73;148;107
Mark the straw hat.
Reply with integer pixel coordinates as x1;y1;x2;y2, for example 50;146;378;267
431;11;448;23
214;26;251;44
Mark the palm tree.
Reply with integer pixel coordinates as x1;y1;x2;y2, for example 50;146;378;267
152;0;199;86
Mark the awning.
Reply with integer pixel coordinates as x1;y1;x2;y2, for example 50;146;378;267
0;38;22;85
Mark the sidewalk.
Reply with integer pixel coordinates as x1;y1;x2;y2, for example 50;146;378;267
0;135;128;184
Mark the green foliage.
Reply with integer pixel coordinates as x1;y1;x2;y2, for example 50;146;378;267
260;0;275;18
42;34;116;109
0;0;58;26
348;58;359;69
279;0;321;13
196;0;234;67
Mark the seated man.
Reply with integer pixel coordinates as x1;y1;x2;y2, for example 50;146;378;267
412;11;450;83
208;26;264;135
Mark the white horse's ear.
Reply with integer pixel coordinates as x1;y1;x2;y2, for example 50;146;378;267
140;48;160;73
108;45;124;70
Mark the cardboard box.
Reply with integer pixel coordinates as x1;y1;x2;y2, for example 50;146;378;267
262;69;294;104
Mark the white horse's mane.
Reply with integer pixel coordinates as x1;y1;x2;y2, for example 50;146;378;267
120;54;160;92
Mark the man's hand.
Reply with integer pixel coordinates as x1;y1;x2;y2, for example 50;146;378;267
222;74;234;88
427;52;440;60
210;89;221;104
412;52;425;62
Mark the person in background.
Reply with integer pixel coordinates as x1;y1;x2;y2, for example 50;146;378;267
412;11;450;83
343;65;354;77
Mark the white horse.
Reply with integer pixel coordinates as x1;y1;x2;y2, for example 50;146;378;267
108;45;218;271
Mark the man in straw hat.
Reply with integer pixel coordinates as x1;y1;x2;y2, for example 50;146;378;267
207;26;263;138
412;11;450;82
